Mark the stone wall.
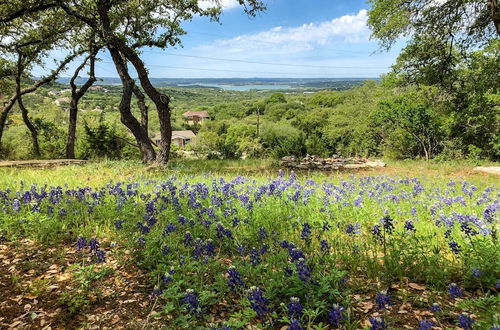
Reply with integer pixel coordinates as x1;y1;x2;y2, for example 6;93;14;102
280;155;386;170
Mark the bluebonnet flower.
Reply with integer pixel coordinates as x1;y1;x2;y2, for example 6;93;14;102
369;317;387;330
248;286;268;319
89;238;100;252
381;215;395;234
250;248;261;266
177;215;187;225
372;224;383;241
232;217;240;227
12;199;21;212
418;319;434;330
404;220;416;232
458;314;474;329
95;250;106;263
0;235;5;242
162;273;173;285
288;318;302;330
183;289;201;315
138;236;146;247
114;219;124;230
288;297;303;318
146;216;157;227
375;291;393;309
346;223;361;235
448;283;463;298
216;222;226;239
260;244;269;255
259;227;268;240
227;266;245;291
163;223;177;236
301;223;312;244
162;245;171;256
184;232;193;247
471;268;482;277
496;279;500;289
320;239;330;252
429;303;441;313
152;285;163;297
327;304;346;327
289;248;305;263
449;241;461;255
284;266;293;276
237;245;247;257
76;236;87;251
204;239;216;256
296;258;312;283
137;222;150;234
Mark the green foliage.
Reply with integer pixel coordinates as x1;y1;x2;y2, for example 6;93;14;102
82;118;125;160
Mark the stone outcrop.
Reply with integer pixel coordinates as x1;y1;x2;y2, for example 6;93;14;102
280;155;386;170
473;166;500;176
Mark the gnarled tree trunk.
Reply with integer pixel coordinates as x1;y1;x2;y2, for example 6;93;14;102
16;53;40;158
66;47;98;159
133;86;149;133
107;46;156;163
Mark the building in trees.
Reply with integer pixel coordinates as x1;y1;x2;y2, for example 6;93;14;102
183;111;210;125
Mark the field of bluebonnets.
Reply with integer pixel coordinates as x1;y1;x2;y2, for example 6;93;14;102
0;161;499;329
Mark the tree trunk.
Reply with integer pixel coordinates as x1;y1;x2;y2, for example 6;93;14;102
66;49;98;159
18;95;41;158
96;0;158;164
0;108;11;156
15;53;40;158
489;0;500;35
116;44;172;165
108;47;156;163
133;86;149;133
66;98;78;159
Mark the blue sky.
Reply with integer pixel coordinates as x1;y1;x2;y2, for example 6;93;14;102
39;0;405;79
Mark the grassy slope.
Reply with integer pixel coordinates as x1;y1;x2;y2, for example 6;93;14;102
1;159;498;188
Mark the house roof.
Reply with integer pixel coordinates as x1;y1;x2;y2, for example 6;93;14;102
153;130;196;141
183;111;209;118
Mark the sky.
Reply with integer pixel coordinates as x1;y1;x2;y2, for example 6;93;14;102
37;0;405;79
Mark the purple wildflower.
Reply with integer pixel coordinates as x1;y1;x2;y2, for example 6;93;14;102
375;291;393;309
95;249;106;263
288;297;303;318
227;266;245;291
296;258;312;283
13;199;21;212
320;239;330;252
250;248;261;266
76;236;87;251
448;283;463;298
182;289;201;315
404;220;416;232
288;318;302;330
418;319;434;330
449;241;461;255
458;314;474;329
301;223;312;244
429;303;441;313
114;219;124;230
327;304;346;327
369;317;387;330
248;286;268;319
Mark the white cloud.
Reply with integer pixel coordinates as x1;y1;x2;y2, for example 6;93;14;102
199;0;241;11
197;9;371;56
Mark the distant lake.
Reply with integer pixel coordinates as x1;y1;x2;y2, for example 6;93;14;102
177;83;291;91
